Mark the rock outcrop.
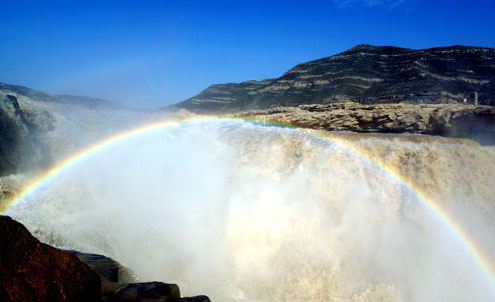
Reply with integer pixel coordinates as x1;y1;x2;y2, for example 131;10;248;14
113;282;181;302
172;45;495;112
0;215;212;302
235;103;495;144
71;252;137;284
0;215;101;302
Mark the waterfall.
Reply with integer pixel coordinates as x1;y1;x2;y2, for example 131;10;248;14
9;121;495;302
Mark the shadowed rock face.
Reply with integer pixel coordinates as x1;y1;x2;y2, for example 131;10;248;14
172;45;495;112
0;94;49;175
0;82;163;176
0;216;101;302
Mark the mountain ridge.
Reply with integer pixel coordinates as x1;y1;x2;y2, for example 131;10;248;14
0;82;162;176
0;82;137;111
171;44;495;112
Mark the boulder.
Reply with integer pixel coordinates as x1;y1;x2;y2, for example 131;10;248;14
0;215;101;302
70;251;137;284
113;282;180;302
180;296;211;302
0;215;213;302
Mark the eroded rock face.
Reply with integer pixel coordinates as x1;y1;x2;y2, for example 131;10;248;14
235;103;495;143
0;216;101;302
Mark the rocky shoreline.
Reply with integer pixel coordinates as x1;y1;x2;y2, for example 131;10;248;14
233;103;495;144
0;215;211;302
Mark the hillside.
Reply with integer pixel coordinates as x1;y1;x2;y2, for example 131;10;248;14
172;45;495;112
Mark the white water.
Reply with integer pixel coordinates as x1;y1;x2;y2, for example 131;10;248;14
9;122;495;301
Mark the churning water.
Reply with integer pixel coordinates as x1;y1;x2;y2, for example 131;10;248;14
8;121;495;301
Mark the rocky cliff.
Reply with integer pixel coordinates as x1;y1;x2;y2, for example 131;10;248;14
0;83;162;176
0;94;47;174
172;45;495;112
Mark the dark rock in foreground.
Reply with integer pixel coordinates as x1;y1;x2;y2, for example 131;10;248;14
70;251;137;284
179;296;211;302
0;216;101;302
235;103;495;144
113;282;180;302
0;215;212;302
71;252;209;302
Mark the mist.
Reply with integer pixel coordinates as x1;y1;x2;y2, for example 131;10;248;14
7;121;495;302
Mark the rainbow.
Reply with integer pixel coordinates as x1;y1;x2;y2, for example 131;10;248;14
2;116;494;292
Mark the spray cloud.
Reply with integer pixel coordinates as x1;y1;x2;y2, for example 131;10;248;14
9;121;495;302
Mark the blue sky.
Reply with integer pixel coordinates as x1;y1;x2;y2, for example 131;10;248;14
1;0;494;108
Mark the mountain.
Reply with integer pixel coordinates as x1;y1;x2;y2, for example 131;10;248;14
0;82;128;110
171;45;495;112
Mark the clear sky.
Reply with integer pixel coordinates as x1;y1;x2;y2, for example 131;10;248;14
1;0;494;108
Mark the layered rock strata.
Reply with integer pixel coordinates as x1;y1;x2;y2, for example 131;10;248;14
234;103;495;143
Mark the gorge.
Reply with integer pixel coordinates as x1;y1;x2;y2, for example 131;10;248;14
1;44;494;302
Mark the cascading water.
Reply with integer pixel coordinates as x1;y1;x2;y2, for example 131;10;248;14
8;121;495;302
